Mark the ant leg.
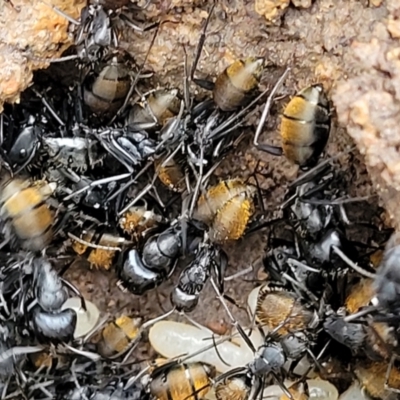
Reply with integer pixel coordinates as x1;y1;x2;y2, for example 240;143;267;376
39;0;80;25
301;195;376;207
210;277;257;353
179;195;191;256
270;372;294;400
189;141;205;216
0;345;44;364
201;159;222;186
61;343;101;361
247;160;265;214
156;103;185;152
0;148;12;177
280;271;319;306
125;362;155;390
60;278;87;311
105;131;144;167
209;83;282;140
67;233;129;252
297;339;331;381
184;170;192;194
190;2;216;88
181;313;214;334
0;114;4;146
331;245;376;279
212;249;228;293
287;259;320;274
5;0;20;11
289;147;356;188
69;366;90;400
29;381;55;399
339;203;351;225
175;333;249;367
245;217;284;236
0;238;10;251
159;142;184;169
183;45;192;111
150;185;165;209
343;306;377;323
63;172;132;201
63;131;137;201
0;289;10;317
106;160;153;203
119;14;159;33
249;377;264;400
209;86;272;140
118;308;176;365
385;355;400;393
110;23;160;123
253;66;291;153
32;88;65;127
224;266;253;281
118;182;154;215
80;314;110;344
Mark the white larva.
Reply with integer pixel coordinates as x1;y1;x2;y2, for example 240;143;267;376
247;285;261;318
62;297;100;339
307;379;339;400
264;379;338;400
149;320;263;373
338;383;371;400
248;285;271;334
263;383;291;400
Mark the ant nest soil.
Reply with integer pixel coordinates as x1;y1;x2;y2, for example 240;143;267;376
0;0;85;108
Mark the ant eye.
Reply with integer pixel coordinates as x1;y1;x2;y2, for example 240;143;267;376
277;253;283;260
19;149;26;158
